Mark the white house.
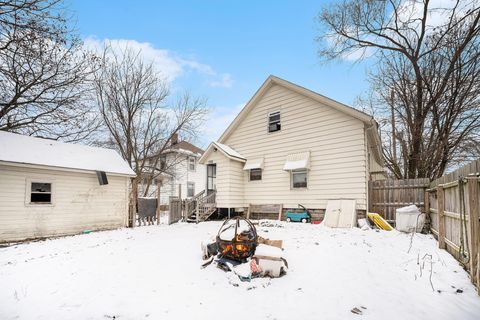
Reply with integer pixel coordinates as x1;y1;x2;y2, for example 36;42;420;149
0;131;135;243
140;135;206;204
199;75;385;218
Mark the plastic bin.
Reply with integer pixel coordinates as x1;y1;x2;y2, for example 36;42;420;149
396;205;424;232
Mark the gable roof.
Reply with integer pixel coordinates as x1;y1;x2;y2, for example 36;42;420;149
199;141;246;163
0;131;135;176
217;75;383;165
170;140;204;156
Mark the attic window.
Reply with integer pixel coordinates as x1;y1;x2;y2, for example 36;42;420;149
30;182;52;203
268;111;281;133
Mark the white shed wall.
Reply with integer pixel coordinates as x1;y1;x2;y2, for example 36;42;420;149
0;164;129;242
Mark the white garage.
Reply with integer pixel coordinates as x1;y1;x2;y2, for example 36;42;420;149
0;131;135;243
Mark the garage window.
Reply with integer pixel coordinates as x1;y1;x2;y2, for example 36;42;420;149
30;182;52;203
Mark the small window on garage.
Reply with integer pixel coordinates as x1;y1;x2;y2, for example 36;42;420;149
30;182;52;203
249;168;262;181
268;111;281;133
187;181;195;197
291;170;307;188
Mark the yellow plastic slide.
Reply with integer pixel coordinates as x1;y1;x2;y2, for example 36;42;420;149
367;213;393;231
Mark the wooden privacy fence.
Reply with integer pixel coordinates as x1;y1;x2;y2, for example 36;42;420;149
137;197;158;225
369;178;430;222
168;196;183;225
427;159;480;293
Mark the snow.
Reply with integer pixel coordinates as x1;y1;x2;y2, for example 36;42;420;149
255;243;283;258
213;142;246;160
0;131;135;176
1;222;480;319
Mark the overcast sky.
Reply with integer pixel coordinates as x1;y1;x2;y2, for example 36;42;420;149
71;0;373;147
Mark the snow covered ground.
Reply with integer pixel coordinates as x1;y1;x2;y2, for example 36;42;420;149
1;221;480;320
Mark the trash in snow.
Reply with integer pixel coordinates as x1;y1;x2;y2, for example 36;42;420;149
201;217;288;284
351;307;363;315
367;212;393;231
357;218;371;230
258;219;284;228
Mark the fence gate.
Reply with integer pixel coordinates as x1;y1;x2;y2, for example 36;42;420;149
369;178;430;222
168;196;182;225
137;197;158;226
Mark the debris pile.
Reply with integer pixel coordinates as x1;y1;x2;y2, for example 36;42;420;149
201;217;288;284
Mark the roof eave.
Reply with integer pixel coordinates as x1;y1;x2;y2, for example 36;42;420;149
0;160;136;177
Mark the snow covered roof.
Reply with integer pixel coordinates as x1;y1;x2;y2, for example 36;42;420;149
213;142;245;160
0;131;135;176
199;141;246;163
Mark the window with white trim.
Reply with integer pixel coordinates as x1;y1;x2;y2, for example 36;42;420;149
249;168;262;181
187;181;195;197
30;182;52;203
291;170;307;188
268;111;281;132
188;156;196;171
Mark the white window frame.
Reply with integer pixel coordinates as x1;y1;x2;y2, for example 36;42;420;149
291;169;308;189
268;111;281;133
188;156;196;172
249;168;262;181
25;178;55;206
187;181;195;197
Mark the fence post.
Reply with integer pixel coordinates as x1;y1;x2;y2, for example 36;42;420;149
424;188;430;228
156;181;162;225
196;199;199;223
467;177;479;287
129;177;137;228
437;185;446;250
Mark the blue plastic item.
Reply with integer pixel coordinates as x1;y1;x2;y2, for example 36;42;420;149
285;204;311;223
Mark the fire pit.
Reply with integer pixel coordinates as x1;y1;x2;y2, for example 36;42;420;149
216;217;258;262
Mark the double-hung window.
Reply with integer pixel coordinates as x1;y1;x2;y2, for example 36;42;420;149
291;170;308;188
187;182;195;197
249;168;262;181
268;111;281;133
188;157;196;171
29;181;53;204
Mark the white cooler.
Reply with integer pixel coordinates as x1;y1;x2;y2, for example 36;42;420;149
396;205;425;232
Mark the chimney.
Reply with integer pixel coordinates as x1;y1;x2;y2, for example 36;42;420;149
171;133;178;145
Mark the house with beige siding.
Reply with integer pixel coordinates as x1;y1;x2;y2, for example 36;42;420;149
198;75;385;219
0;131;135;243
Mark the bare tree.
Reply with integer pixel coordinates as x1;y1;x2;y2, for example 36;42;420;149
317;0;480;179
93;45;208;219
0;0;100;141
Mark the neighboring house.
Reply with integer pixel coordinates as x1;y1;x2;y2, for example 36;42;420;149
139;134;206;204
0;131;135;243
199;75;385;218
